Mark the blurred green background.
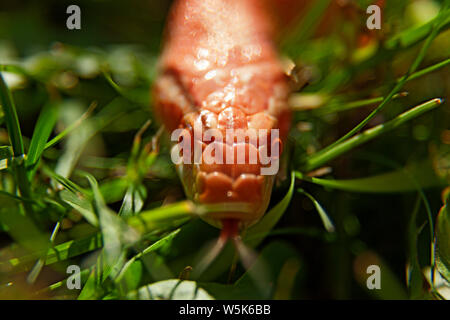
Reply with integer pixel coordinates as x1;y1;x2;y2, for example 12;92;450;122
0;0;449;300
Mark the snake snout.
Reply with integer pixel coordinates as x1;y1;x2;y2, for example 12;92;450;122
171;106;286;227
175;143;277;227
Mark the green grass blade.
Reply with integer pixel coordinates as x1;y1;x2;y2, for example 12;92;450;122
103;71;149;105
310;93;408;116
27;221;61;284
303;57;449;116
244;172;295;247
0;196;48;257
385;7;450;50
98;178;129;204
309;5;449;162
53;99;126;179
406;197;428;298
281;0;332;57
59;190;98;226
0;64;30;77
303;98;444;171
0;72;32;212
85;174;137;266
114;229;181;292
44;101;96;150
26;102;58;173
296;160;443;193
36;268;91;295
78;249;123;300
0;190;34;203
127;201;196;234
0;233;102;273
298;157;437;255
43;165;87;194
43;166;99;226
435;193;450;283
297;188;335;232
1;201;197;275
0;72;25;156
119;184;147;217
400;58;450;83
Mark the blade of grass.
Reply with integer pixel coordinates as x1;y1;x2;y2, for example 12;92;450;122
43;165;87;194
0;73;25;156
0;64;30;77
303;98;444;171
297;188;335;232
103;71;149;105
296;56;450;114
244;172;295;247
54;98;126;179
127;201;196;234
0;196;49;271
85;173;137;266
312;57;449;116
35;268;91;295
2;200;226;274
298;156;437;269
296;160;442;193
434;192;450;283
114;229;181;293
27;221;61;284
98;178;128;204
310;93;408;116
78;249;125;300
0;72;33;215
26;102;58;176
59;190;98;226
119;120;151;217
0;233;102;273
119;184;146;217
0;190;34;203
308;5;449;163
78;171;187;299
281;0;332;57
406;196;428;299
44;101;97;150
385;7;450;50
399;58;450;83
42;166;99;226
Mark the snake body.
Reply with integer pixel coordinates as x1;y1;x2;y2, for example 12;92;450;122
154;0;292;229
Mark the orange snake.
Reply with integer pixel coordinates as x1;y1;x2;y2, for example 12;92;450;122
153;0;294;235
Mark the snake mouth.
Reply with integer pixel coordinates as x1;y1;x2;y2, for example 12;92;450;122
176;160;275;228
168;105;285;228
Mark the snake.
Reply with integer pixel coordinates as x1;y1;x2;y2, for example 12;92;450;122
153;0;301;237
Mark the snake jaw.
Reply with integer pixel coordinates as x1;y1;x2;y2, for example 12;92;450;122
167;101;287;228
174;145;277;228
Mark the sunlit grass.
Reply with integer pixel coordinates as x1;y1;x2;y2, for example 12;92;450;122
0;0;449;300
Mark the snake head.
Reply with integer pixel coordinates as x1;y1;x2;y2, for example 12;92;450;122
153;62;291;230
170;105;288;229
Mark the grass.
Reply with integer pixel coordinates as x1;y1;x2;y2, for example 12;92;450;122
0;0;449;300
